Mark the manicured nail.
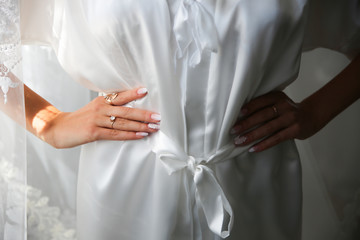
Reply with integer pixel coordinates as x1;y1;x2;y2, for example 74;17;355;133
136;132;149;137
151;114;161;121
148;123;160;130
137;88;148;95
230;125;241;135
249;147;256;153
234;136;247;145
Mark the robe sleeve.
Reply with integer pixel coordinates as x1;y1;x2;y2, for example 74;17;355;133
303;0;360;58
20;0;61;48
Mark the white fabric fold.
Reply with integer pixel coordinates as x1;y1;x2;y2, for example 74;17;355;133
152;131;235;238
173;0;219;67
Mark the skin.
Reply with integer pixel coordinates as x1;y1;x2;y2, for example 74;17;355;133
25;85;161;149
232;54;360;152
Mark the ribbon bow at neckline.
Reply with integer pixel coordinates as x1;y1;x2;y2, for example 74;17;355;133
173;0;220;67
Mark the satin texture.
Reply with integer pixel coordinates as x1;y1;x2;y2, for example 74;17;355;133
19;0;360;239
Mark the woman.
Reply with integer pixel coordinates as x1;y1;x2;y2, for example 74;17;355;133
1;0;359;239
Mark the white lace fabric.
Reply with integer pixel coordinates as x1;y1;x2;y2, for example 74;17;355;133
1;1;77;237
0;0;21;104
27;186;77;240
0;1;27;240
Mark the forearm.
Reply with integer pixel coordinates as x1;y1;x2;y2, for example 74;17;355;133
24;84;61;141
0;70;61;137
300;54;360;134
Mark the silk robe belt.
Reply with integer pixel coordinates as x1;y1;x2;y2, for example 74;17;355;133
152;131;248;238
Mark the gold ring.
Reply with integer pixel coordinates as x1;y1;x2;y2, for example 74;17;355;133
272;105;279;117
110;116;116;128
104;93;118;104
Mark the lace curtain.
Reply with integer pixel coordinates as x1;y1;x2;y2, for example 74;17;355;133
1;1;76;239
0;0;26;239
23;45;94;240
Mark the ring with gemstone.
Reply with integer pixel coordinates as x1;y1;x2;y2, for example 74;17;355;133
104;93;118;104
110;116;116;128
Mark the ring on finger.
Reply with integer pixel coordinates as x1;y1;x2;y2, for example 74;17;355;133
104;93;118;104
272;105;279;117
110;115;116;128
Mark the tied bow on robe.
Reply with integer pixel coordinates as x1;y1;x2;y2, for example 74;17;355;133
173;0;220;67
162;1;235;237
152;132;234;238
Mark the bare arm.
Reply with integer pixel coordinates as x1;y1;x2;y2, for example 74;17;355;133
300;54;360;135
24;84;60;139
232;54;360;152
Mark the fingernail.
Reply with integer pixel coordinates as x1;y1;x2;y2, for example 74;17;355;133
249;147;256;153
230;125;241;135
148;123;160;130
234;136;247;145
137;88;148;95
241;108;248;115
136;132;149;137
151;114;161;121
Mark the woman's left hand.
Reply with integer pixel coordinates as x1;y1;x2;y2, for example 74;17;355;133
231;91;316;153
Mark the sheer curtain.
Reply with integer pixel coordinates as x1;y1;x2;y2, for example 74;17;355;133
0;0;26;239
22;45;93;240
1;1;91;239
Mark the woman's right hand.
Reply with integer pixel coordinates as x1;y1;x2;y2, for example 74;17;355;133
40;87;160;149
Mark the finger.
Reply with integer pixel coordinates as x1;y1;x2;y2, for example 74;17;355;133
232;106;279;134
232;94;298;135
98;116;159;132
241;91;287;116
247;124;298;153
108;106;161;123
95;128;150;141
234;112;297;146
106;87;149;106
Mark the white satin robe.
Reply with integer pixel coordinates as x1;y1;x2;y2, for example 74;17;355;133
20;0;360;239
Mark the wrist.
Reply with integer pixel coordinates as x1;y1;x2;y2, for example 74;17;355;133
297;98;324;139
31;106;63;146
